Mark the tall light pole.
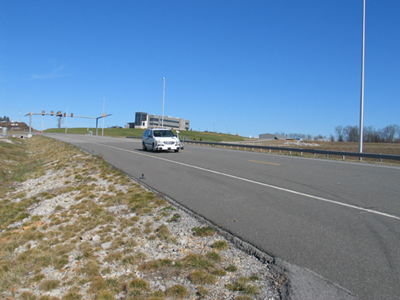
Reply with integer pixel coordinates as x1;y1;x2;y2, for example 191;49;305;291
162;77;165;127
359;0;366;157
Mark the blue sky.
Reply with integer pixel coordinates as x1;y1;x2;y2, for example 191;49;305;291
1;0;399;138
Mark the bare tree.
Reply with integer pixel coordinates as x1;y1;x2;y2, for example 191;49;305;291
382;125;398;143
343;125;359;142
334;126;344;142
335;124;400;143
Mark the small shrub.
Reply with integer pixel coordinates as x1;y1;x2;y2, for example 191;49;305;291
212;269;227;276
62;290;83;300
89;276;107;294
183;253;214;270
167;284;189;299
196;285;209;296
33;273;45;282
226;277;258;295
31;215;42;222
192;226;214;237
189;270;217;285
249;275;260;281
79;260;100;278
139;259;172;271
225;265;237;272
40;279;60;291
97;290;115;300
127;278;150;296
104;251;123;263
156;224;170;239
206;251;221;261
212;240;228;251
149;290;165;299
122;255;136;265
243;284;259;295
54;205;63;212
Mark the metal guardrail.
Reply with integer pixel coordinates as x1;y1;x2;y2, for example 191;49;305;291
184;140;400;162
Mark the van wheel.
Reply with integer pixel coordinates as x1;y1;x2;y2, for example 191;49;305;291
174;149;179;153
142;142;147;151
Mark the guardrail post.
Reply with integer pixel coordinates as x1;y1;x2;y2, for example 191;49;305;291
327;154;330;158
342;155;345;160
269;149;271;153
301;152;303;155
279;150;281;154
313;153;316;157
290;151;292;155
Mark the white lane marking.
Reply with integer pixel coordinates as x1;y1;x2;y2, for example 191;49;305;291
87;140;400;221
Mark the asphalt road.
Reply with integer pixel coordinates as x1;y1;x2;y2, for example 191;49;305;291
45;134;400;300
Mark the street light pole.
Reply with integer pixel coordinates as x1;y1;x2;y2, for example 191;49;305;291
359;0;366;158
162;77;165;127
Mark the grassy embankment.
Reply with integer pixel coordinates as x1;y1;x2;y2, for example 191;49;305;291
0;136;277;299
43;127;246;143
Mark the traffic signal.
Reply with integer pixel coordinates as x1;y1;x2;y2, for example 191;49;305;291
42;110;45;116
64;113;66;117
70;113;73;117
57;111;61;116
51;111;54;116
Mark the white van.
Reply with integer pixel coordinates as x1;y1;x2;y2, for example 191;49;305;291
142;128;183;152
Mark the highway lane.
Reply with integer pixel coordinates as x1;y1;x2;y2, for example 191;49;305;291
45;134;400;299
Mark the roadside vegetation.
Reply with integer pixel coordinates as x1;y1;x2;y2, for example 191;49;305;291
44;127;246;143
0;136;279;299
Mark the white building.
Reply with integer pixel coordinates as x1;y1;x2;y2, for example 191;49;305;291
131;112;190;130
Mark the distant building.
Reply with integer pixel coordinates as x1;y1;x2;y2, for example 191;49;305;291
127;112;190;130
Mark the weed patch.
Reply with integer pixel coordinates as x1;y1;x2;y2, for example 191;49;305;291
192;226;214;237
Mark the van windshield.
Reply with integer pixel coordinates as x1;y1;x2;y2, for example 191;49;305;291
153;130;174;137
